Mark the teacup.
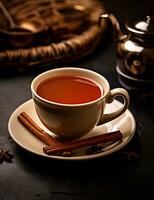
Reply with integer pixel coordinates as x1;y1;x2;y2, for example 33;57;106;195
31;67;130;139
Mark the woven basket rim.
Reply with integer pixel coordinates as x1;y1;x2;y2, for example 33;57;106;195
0;0;107;71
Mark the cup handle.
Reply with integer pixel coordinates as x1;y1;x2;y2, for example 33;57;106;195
98;88;130;125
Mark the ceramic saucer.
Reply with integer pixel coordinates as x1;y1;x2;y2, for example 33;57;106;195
8;99;136;161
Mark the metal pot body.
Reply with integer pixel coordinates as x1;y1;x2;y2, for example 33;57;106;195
116;34;154;82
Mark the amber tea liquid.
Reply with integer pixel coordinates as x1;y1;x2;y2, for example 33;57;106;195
36;76;102;104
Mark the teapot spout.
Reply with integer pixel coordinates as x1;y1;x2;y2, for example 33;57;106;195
99;13;125;41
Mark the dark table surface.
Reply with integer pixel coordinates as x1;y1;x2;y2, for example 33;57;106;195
0;0;154;199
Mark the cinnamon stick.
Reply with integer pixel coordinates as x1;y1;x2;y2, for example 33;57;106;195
43;130;123;155
17;112;123;156
18;112;60;146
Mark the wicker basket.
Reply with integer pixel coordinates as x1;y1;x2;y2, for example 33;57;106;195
0;0;107;71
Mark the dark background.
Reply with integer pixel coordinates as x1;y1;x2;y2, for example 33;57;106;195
0;0;154;199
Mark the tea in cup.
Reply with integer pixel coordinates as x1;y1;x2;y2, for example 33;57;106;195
31;67;130;139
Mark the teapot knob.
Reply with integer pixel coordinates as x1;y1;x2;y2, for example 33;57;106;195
146;15;154;23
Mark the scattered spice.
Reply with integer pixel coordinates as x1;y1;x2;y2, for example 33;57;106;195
86;141;117;155
62;151;73;157
124;150;139;162
86;145;102;154
0;149;14;164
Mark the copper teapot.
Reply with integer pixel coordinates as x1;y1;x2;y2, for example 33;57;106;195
100;14;154;83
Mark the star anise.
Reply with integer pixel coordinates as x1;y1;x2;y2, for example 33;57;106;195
0;149;14;164
124;150;139;162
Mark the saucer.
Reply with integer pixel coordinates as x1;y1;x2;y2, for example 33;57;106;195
8;99;136;161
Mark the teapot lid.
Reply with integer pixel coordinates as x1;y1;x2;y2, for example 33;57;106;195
126;16;154;35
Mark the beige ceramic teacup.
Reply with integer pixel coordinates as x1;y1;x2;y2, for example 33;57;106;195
31;67;130;139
